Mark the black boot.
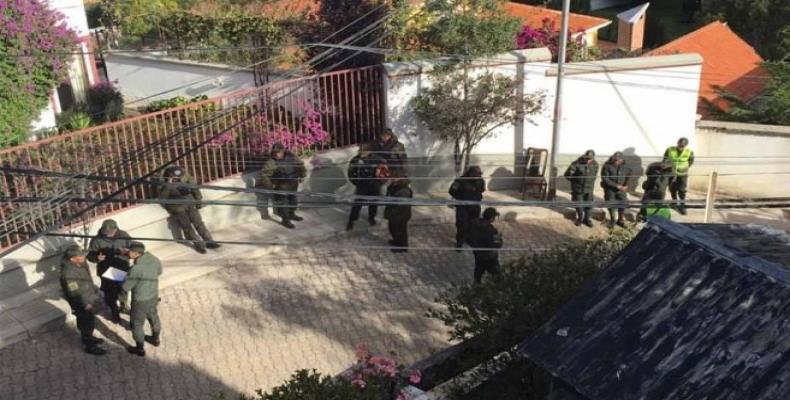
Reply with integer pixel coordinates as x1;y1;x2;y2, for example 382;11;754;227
85;344;107;356
194;246;207;254
290;214;304;222
582;210;594;228
144;333;161;347
126;342;146;357
346;221;354;231
281;218;295;229
368;217;377;226
206;242;221;249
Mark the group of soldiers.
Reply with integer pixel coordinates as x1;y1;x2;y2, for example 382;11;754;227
59;130;695;354
60;223;162;356
564;137;695;227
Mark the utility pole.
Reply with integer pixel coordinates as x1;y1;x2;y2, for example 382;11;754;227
547;0;571;200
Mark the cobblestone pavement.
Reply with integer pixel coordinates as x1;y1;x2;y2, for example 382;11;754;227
0;220;606;400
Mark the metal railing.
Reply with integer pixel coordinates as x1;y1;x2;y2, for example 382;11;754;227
0;65;385;250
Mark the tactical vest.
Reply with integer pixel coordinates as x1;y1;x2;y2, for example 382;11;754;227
667;147;693;175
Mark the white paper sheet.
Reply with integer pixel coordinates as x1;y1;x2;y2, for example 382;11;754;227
101;267;127;282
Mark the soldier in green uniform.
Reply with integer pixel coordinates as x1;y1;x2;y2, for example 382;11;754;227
467;207;503;284
449;166;485;249
369;128;407;172
87;219;132;322
157;165;220;254
257;143;306;229
639;159;674;221
123;242;163;357
564;150;599;227
60;245;107;355
384;171;413;253
600;152;630;228
664;137;695;215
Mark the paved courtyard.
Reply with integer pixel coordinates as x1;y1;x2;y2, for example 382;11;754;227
0;219;605;400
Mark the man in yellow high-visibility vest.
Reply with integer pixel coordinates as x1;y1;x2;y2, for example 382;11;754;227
663;137;695;215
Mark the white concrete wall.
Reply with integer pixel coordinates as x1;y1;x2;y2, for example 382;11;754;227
47;0;89;37
106;54;256;105
384;50;703;190
692;121;790;198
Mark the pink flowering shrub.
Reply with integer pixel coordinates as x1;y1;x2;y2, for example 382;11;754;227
1;0;79;147
245;101;329;155
349;344;422;400
515;18;589;62
243;344;422;400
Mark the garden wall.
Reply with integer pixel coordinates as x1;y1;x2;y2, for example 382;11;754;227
106;53;258;104
692;120;790;198
383;49;703;192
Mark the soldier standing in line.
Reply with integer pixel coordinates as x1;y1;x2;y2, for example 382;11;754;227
369;128;407;172
448;166;485;249
564;150;599;227
60;245;107;355
254;153;274;221
347;145;387;231
468;207;503;284
258;143;306;229
384;171;413;253
87;219;132;323
157;165;220;254
600;152;631;228
123;242;162;357
664;137;695;215
640;158;674;221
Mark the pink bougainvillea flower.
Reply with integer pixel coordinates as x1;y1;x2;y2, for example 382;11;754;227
408;370;422;384
355;343;370;361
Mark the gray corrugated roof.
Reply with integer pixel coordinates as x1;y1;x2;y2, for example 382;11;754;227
518;220;790;400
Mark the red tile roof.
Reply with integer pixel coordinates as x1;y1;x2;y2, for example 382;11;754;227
645;21;768;116
505;2;612;34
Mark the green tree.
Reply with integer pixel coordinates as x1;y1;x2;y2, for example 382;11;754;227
412;71;545;173
419;0;522;58
698;0;790;61
710;61;790;125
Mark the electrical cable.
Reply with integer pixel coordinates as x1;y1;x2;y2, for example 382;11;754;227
0;9;400;256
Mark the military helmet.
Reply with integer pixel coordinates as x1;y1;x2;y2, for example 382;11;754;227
482;207;499;220
128;241;146;254
271;142;286;152
65;245;87;258
379;128;394;138
677;137;689;146
163;165;184;178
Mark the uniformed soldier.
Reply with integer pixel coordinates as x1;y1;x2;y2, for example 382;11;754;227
87;219;132;322
369;128;407;172
384;171;413;253
640;158;674;221
468;207;503;284
600;152;630;228
449;166;485;249
60;245;107;355
664;137;695;215
564;150;599;227
157;166;220;254
254;154;274;220
347;145;387;231
123;242;162;357
258;143;307;229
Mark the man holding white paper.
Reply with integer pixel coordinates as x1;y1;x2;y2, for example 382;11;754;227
87;219;132;323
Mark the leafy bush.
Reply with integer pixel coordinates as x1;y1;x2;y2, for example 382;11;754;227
235;345;421;400
86;82;125;124
0;0;79;148
425;229;637;399
56;109;92;132
429;229;636;345
144;95;208;113
516;18;597;62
